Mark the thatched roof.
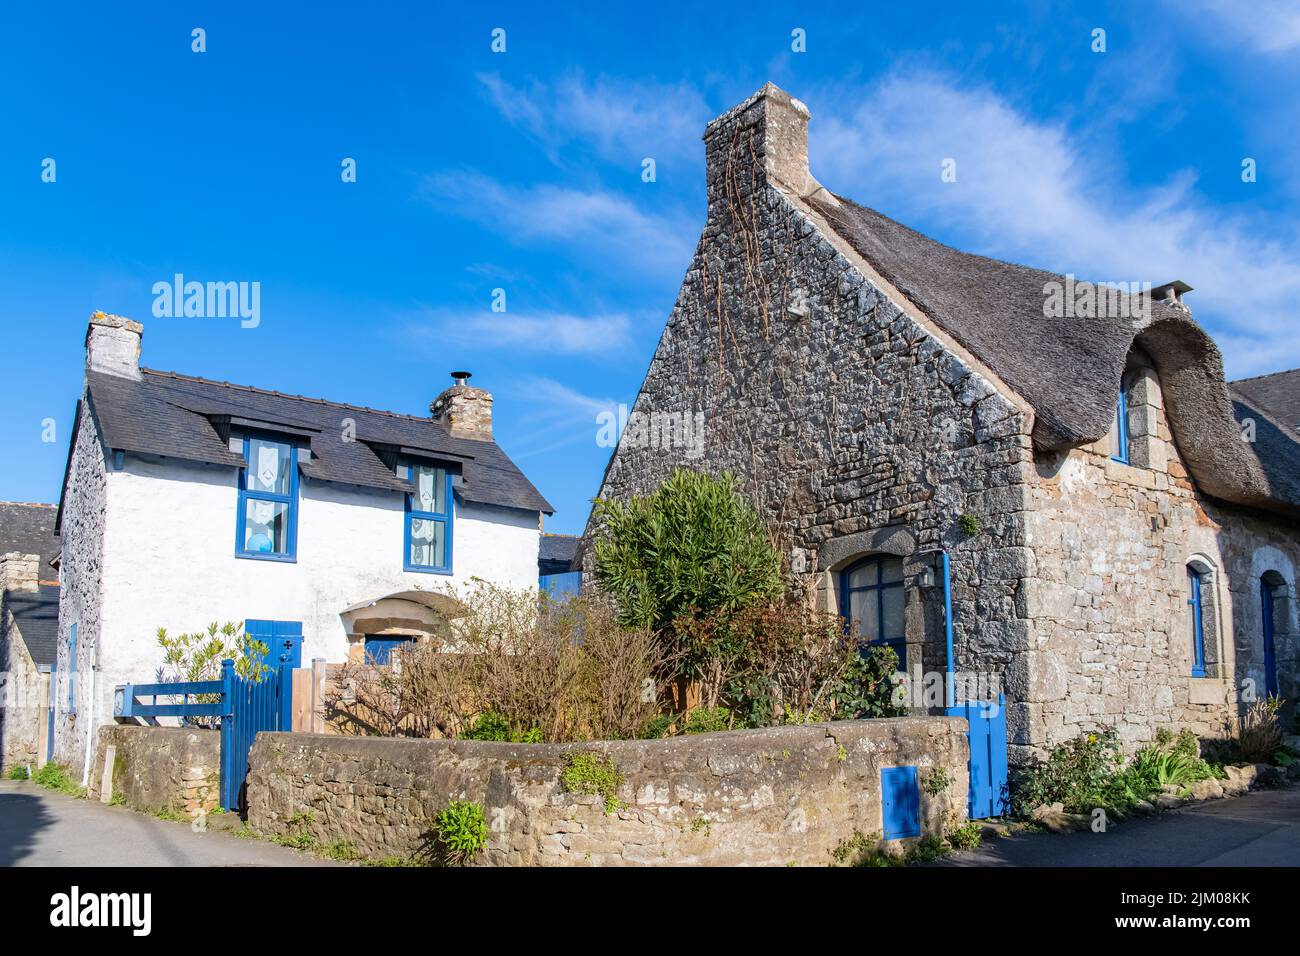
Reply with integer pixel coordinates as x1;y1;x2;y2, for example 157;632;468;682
808;194;1300;516
1231;368;1300;433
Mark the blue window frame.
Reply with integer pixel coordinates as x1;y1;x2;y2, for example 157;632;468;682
881;766;921;839
839;555;907;671
364;636;414;665
1187;567;1207;678
1261;576;1280;699
1111;372;1133;464
235;433;299;561
402;461;453;573
66;623;78;715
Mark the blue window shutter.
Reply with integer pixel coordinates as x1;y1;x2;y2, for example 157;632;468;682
1111;373;1131;464
1187;569;1207;678
881;766;921;839
67;623;78;714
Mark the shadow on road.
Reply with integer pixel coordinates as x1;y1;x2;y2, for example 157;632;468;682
0;790;54;866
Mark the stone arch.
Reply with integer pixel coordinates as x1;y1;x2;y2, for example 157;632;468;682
339;590;465;661
1259;567;1295;701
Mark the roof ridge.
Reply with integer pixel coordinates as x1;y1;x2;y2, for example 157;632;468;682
140;367;446;426
0;501;57;509
1229;367;1300;385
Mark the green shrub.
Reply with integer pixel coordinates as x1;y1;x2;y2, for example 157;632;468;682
271;811;317;850
432;800;489;866
923;767;952;797
592;468;782;638
561;752;624;813
958;513;981;536
831;644;907;719
1012;730;1125;816
682;707;732;735
460;711;543;743
32;763;85;797
6;764;29;780
946;822;983;851
638;713;677;739
1233;697;1284;763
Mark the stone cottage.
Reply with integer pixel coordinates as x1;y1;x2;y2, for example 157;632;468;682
52;311;554;780
591;83;1300;764
0;503;61;770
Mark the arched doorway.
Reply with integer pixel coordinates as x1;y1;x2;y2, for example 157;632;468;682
339;590;463;663
1260;571;1289;699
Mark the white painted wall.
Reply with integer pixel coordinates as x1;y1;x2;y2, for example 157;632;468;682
84;452;539;732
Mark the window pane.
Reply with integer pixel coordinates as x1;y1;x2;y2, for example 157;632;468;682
881;585;905;638
246;438;292;495
848;561;878;588
880;557;904;584
850;590;878;641
243;499;290;554
409;516;446;568
411;464;447;514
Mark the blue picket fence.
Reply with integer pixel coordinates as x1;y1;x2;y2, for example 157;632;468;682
115;658;291;812
946;694;1009;819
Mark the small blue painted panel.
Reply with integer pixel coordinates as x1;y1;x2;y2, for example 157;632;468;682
67;623;78;714
364;636;413;665
539;571;582;597
881;766;921;839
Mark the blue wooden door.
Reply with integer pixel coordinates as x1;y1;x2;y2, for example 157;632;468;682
881;766;921;839
1262;580;1278;698
947;695;1008;819
246;619;303;669
364;636;412;665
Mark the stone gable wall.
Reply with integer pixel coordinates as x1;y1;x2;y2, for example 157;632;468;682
247;717;968;866
591;93;1038;721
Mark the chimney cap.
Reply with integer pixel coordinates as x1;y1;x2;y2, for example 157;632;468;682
451;371;472;386
1150;280;1193;303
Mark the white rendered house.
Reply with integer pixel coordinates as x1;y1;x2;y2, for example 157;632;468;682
52;311;553;775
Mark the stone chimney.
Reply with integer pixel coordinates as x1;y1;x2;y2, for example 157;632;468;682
702;82;831;217
0;552;40;593
430;371;493;441
85;310;143;380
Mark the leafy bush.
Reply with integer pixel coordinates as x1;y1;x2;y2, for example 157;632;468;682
832;645;907;720
32;763;85;797
560;752;624;813
156;621;270;727
591;468;783;640
432;800;489;865
1232;697;1284;763
958;513;981;536
325;587;665;743
1012;730;1125;816
682;707;733;735
946;821;983;851
6;764;29;780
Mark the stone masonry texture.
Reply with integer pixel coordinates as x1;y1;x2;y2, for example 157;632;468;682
248;717;968;866
88;724;220;817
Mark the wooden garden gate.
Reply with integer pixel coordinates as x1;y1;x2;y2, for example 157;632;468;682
946;694;1009;819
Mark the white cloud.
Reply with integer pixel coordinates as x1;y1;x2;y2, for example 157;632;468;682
477;71;711;166
408;307;631;356
497;376;622;461
1173;0;1300;53
420;169;696;281
809;71;1300;376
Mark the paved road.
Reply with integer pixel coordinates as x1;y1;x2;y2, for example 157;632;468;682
0;780;327;867
935;787;1300;867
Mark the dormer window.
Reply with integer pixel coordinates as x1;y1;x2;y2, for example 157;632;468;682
403;461;453;573
235;434;299;561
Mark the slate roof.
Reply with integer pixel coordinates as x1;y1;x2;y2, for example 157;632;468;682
1231;368;1300;433
806;192;1300;517
0;503;59;569
539;533;581;574
3;584;59;668
84;369;553;514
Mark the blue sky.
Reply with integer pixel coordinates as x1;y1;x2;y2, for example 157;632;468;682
2;1;1298;532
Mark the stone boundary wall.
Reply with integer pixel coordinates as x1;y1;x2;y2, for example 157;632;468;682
88;725;220;817
248;717;969;866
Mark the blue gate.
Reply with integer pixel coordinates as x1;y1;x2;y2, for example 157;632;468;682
946;694;1009;819
219;659;293;812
